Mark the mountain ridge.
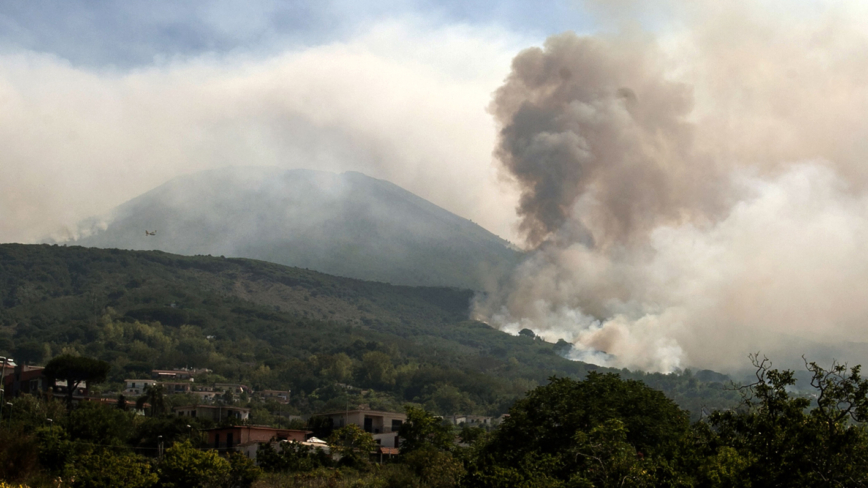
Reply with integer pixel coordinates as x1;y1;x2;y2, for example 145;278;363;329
63;166;521;289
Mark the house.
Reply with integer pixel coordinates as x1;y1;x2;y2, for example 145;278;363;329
173;404;251;421
193;391;220;403
151;368;210;380
315;409;406;449
256;390;290;404
4;365;51;397
3;365;89;400
124;379;157;396
161;381;194;394
205;426;309;454
447;414;493;427
213;383;252;395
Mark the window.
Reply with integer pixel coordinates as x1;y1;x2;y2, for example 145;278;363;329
391;420;403;431
214;434;220;449
227;433;234;449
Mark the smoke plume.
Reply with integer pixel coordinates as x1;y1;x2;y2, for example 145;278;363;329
478;4;868;372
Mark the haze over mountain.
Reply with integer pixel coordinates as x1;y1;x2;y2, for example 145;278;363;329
64;167;521;289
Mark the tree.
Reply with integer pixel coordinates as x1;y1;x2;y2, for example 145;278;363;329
398;405;453;454
464;373;689;487
327;424;377;467
360;351;396;388
42;355;110;409
701;355;868;487
257;440;331;473
14;341;45;365
157;439;231;488
136;384;167;417
66;401;135;446
70;448;158;488
226;451;261;488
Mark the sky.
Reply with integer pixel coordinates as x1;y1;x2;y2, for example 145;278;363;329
0;0;601;244
5;1;868;373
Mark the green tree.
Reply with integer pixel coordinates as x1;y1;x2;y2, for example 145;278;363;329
136;383;168;417
42;355;111;409
257;440;331;473
464;373;689;487
398;405;453;454
13;341;44;365
70;448;158;488
157;439;231;488
226;451;261;488
324;353;354;383
401;448;466;488
327;424;377;468
702;355;868;487
360;351;396;388
66;401;135;446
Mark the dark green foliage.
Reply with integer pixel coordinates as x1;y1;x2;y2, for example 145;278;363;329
0;426;41;483
693;356;868;487
227;451;261;488
70;448;158;488
257;441;332;473
136;383;168;416
328;425;378;469
465;373;689;487
0;244;739;421
66;401;136;446
157;439;232;488
399;405;454;454
13;340;44;365
43;354;111;407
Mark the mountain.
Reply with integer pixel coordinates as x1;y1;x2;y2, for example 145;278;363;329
0;244;740;417
65;167;521;289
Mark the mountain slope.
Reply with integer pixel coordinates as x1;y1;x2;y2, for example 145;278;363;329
66;167;521;289
0;244;740;417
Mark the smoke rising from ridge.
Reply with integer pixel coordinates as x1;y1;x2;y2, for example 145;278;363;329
478;4;868;372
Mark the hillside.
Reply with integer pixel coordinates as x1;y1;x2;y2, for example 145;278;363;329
64;167;521;290
0;244;739;417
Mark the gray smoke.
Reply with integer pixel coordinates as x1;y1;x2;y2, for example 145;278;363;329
491;32;724;249
477;8;868;373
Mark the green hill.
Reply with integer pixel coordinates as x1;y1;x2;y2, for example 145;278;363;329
64;167;522;290
0;244;738;418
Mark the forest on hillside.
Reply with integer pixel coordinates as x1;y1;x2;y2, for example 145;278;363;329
0;244;742;420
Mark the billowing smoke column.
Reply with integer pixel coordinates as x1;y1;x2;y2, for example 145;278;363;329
491;34;722;249
477;30;868;373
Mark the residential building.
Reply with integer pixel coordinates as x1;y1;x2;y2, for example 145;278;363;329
315;409;406;449
124;379;157;396
173;404;250;421
446;414;494;426
162;381;193;394
214;383;252;395
193;391;220;403
256;390;290;404
151;368;210;380
205;426;309;452
3;365;88;399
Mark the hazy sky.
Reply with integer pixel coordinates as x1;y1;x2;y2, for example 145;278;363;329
5;1;868;373
0;0;603;243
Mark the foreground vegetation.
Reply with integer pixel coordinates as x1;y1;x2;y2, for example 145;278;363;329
3;355;868;487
